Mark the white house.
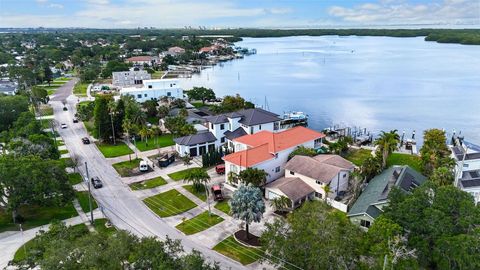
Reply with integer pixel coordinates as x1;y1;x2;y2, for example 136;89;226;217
265;154;354;211
112;68;151;87
0;80;18;96
451;139;480;204
125;56;160;66
223;126;325;187
174;108;283;157
120;79;183;103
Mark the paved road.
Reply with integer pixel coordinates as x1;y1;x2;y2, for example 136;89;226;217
54;91;249;269
50;78;79;101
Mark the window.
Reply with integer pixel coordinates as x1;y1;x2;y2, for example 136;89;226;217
144;94;147;97
290;171;295;175
250;127;254;134
220;124;225;130
259;124;262;130
316;180;322;185
275;166;280;173
167;92;171;97
343;173;347;178
274;153;278;159
148;85;152;89
221;137;225;143
360;220;371;228
315;192;323;199
137;94;142;98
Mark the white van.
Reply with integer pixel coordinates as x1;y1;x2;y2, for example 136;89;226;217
139;160;149;172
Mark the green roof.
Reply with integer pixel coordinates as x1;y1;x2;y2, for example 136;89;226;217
348;165;426;219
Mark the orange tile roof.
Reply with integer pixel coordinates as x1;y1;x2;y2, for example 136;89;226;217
224;126;325;167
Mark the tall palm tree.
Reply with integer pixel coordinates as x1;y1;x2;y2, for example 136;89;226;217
271;196;291;213
139;127;149;145
374;130;400;169
184;168;211;192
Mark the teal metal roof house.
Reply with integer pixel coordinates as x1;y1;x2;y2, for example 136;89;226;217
348;165;426;229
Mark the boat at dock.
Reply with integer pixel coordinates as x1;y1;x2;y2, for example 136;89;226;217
280;111;308;129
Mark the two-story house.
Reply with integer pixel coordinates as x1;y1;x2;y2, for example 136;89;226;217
174;108;282;157
223;126;325;187
265;154;354;211
120;79;183;103
451;139;480;204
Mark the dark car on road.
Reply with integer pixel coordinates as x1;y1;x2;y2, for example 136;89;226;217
91;177;103;189
73;118;79;123
63;107;68;111
82;137;90;144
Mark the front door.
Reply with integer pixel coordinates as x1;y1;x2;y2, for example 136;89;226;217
199;145;207;155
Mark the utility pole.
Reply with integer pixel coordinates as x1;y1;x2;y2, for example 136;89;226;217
110;112;116;145
205;183;211;216
20;224;27;257
85;161;94;225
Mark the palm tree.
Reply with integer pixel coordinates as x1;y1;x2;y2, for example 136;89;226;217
271;196;291;213
375;130;400;169
139;127;149;145
230;185;265;240
360;156;383;181
184;168;210;192
238;168;268;187
430;167;454;186
322;184;331;199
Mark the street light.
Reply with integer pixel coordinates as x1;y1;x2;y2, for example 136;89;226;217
110;111;116;145
84;162;94;225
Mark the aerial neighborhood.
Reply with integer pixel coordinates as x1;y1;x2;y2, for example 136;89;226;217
1;26;480;270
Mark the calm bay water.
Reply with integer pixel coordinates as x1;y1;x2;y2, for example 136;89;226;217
180;36;480;144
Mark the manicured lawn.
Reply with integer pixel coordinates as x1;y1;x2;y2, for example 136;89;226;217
191;102;204;108
344;148;373;166
135;134;175;152
387;153;422;172
213;236;264;265
151;70;165;79
68;172;83;185
183;184;207;202
73;82;89;97
168;167;205;181
93;218;116;235
130;176;167;190
176;211;224;235
112;158;142;177
75;191;98;213
214;199;231;215
96;142;133;158
0;203;78;233
143;189;197;217
59;149;69;155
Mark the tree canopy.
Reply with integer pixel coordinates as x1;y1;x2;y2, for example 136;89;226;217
230;185;265;239
420;129;454;176
187;87;216;104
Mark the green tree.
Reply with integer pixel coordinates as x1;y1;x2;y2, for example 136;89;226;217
187;87;216;104
43;65;53;85
93;95;113;141
184;168;210;192
157;105;170;119
0;155;74;223
420;129;454;176
430;166;454;186
76;101;95;121
230;185;265;240
270;195;291;213
0;95;29;132
287;146;316;160
374;130;400;169
261;201;362;269
143;100;158;117
360;156;382;181
238;168;268;187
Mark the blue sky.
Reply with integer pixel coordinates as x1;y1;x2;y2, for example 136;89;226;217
0;0;478;28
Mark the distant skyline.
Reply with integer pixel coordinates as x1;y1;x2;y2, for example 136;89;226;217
0;0;479;29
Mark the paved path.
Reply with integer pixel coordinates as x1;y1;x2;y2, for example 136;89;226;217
50;78;78;101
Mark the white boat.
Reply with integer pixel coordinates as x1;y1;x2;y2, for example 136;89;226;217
283;111;308;121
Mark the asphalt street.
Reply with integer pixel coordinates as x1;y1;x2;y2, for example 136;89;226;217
53;86;249;269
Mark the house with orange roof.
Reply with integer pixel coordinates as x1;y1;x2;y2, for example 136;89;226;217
125;55;160;66
223;126;325;187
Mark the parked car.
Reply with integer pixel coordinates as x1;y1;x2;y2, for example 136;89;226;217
139;160;149;172
73;118;79;123
91;177;103;189
215;164;225;175
61;123;67;129
82;137;90;144
63;107;68;111
211;185;224;201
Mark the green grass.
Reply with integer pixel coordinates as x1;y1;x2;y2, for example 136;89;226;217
344;148;373;166
143;189;197;217
73;82;89;97
130;176;167;190
168;167;205;181
191;102;205;108
68;172;83;185
39;106;53;116
96;142;134;158
112;158;142;177
387;153;422;172
75;191;98;213
59;149;69;155
57;140;65;147
214;200;231;215
135;134;175;152
151;70;165;79
84;120;95;138
93;218;116;235
183;184;207;202
0;203;78;233
213;236;264;265
39;118;53;129
176;211;224;235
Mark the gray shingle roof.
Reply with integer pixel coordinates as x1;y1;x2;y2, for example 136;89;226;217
173;131;216;146
266;177;315;202
204;115;229;124
223;127;247;141
348;166;426;218
237;108;281;126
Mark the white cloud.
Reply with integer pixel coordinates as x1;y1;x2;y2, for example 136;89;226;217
48;3;64;9
328;0;480;26
35;0;48;3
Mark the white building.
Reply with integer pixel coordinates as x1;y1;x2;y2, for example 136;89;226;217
174;108;283;157
0;80;18;96
120;79;183;103
223;126;325;187
112;68;151;88
451;139;480;204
